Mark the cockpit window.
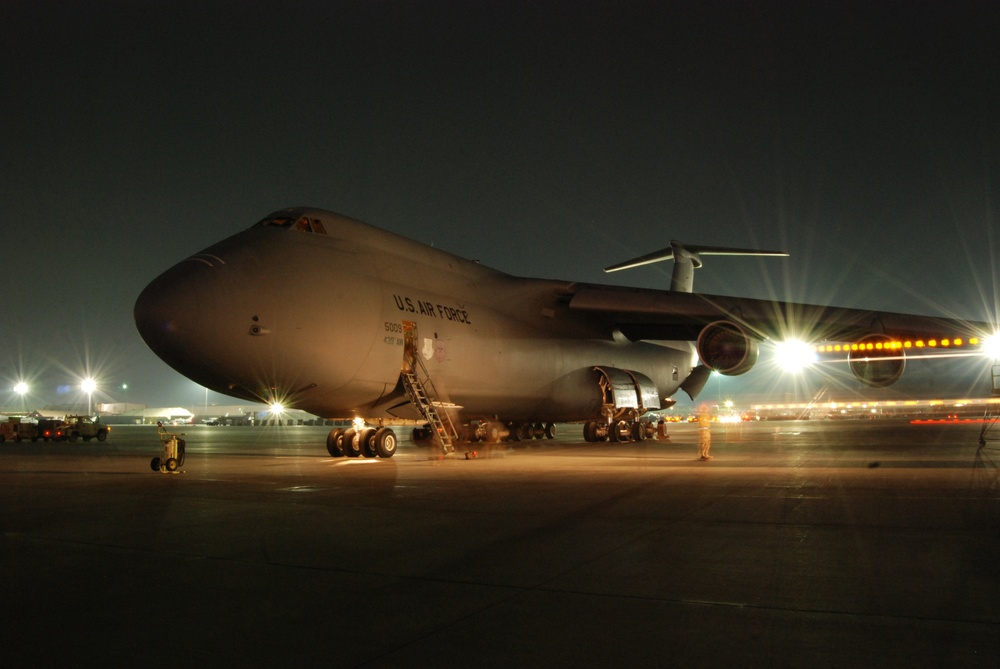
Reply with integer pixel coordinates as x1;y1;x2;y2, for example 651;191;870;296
257;215;328;234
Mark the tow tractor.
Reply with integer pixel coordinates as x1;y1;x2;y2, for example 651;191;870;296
151;421;186;473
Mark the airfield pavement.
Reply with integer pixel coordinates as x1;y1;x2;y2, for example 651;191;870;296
1;418;999;668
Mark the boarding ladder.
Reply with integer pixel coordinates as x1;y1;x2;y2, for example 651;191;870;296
401;355;458;454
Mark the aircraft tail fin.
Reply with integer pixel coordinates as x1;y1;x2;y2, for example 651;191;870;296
604;240;788;293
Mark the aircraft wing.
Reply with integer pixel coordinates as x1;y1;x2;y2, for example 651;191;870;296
566;283;993;345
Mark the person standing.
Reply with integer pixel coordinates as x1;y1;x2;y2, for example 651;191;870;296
697;404;713;460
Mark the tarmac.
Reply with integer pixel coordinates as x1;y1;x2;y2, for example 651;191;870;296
2;419;998;667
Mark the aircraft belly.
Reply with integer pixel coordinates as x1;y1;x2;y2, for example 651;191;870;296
423;334;694;422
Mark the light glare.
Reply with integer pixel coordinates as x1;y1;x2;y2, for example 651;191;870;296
983;333;1000;360
775;339;818;373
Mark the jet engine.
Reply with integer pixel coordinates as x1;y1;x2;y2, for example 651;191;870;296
848;334;905;387
696;320;758;376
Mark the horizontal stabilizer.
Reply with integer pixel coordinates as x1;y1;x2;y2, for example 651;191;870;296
605;240;788;292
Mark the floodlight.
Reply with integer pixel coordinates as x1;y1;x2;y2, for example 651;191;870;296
982;333;1000;360
774;339;817;373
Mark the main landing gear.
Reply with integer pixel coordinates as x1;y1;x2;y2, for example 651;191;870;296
326;426;398;458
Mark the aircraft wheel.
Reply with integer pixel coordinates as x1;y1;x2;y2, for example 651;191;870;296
544;422;557;439
359;428;377;457
509;423;523;441
150;457;161;471
631;422;646;441
374;428;397;458
326;428;346;457
483;422;502;443
533;422;545;439
342;428;361;457
583;421;598;442
165;457;178;472
611;421;630;442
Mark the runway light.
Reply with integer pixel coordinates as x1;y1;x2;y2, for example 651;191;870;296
775;339;817;372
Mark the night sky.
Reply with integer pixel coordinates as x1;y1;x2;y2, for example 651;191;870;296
3;0;999;411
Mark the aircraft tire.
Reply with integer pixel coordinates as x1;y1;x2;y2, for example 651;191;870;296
483;422;502;443
631;422;645;441
544;423;556;439
342;428;361;457
359;428;377;457
374;428;397;458
326;428;346;457
583;421;598;442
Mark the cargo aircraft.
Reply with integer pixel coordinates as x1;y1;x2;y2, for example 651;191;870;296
134;208;998;458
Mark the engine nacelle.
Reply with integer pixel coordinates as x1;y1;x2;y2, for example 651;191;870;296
696;320;758;376
849;334;905;387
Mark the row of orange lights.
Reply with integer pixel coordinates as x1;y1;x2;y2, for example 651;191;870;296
816;337;981;353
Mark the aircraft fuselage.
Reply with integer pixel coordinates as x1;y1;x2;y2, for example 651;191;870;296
134;209;696;425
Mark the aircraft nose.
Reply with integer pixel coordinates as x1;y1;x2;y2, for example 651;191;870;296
134;252;256;387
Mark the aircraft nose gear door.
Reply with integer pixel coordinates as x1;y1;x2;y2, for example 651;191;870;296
587;366;661;443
